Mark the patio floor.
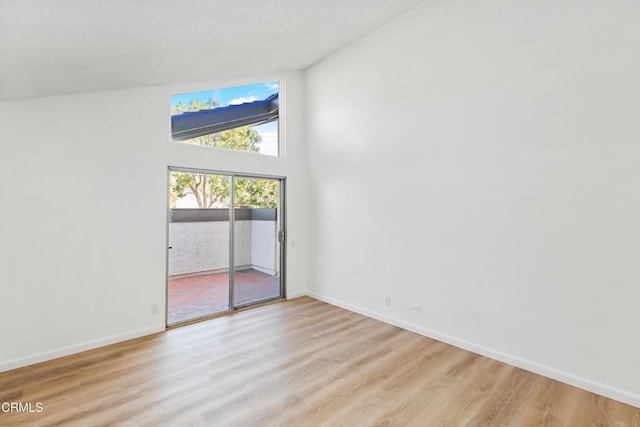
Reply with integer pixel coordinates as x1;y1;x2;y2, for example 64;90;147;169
167;269;280;325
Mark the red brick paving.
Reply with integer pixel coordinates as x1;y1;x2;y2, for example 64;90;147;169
167;269;280;325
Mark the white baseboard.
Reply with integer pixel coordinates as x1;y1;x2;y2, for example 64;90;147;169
0;325;164;373
4;292;638;409
305;291;640;409
286;290;307;299
252;265;277;276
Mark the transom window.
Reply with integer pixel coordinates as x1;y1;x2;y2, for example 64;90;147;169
171;81;280;157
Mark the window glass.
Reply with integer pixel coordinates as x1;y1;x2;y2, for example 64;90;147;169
171;81;279;156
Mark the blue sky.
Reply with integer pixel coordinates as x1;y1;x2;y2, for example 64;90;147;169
171;80;279;109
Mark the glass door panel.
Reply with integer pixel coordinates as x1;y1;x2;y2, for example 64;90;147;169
167;171;232;325
232;177;282;307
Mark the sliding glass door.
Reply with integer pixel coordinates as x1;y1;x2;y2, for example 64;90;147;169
167;169;284;326
233;177;282;307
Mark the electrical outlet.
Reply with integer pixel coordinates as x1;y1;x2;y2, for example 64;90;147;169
410;304;421;315
385;297;391;307
151;304;159;315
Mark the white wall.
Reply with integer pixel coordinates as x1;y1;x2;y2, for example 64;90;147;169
168;220;277;276
0;71;309;371
305;0;640;407
251;221;278;275
168;221;237;276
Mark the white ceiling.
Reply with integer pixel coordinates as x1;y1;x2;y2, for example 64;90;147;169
0;0;425;101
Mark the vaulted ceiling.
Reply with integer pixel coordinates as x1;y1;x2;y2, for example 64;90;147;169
0;0;425;100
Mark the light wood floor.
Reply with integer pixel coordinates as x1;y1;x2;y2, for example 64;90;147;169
1;297;638;426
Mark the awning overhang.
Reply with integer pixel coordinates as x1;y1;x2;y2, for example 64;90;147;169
171;93;279;141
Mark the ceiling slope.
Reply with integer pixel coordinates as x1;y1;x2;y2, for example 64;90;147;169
0;0;425;100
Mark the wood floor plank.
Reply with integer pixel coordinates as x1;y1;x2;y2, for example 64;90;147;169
1;296;638;426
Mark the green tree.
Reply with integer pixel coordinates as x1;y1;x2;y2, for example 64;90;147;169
172;98;220;115
171;173;230;208
234;179;279;208
170;99;276;208
170;174;278;209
